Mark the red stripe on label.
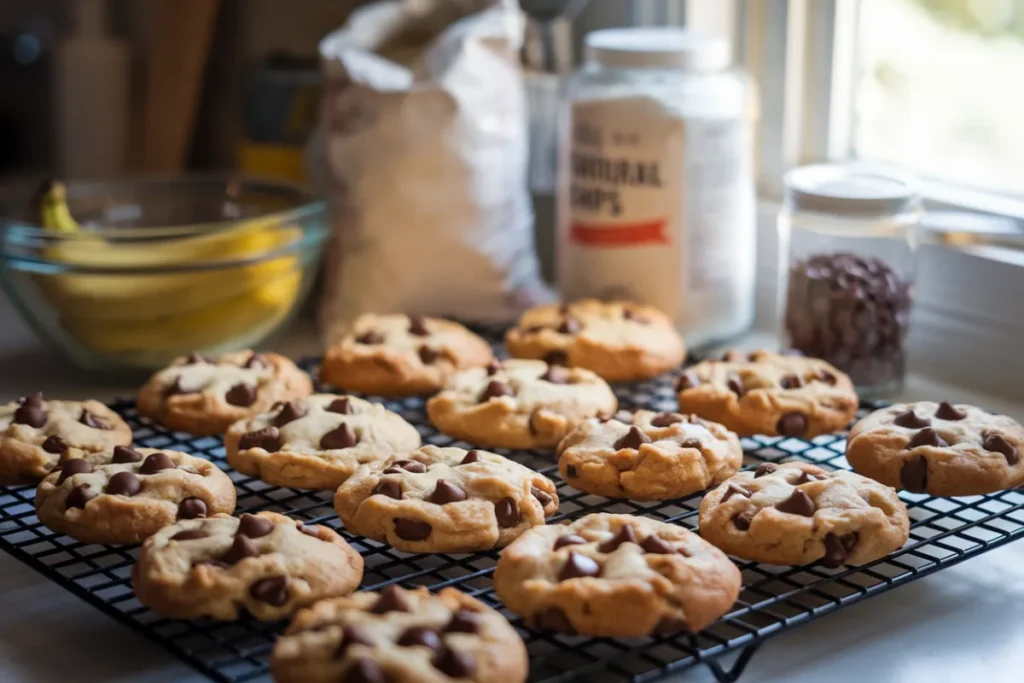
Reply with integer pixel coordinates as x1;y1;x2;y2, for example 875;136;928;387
570;220;669;246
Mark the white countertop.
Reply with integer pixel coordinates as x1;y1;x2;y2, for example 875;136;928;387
1;292;1022;683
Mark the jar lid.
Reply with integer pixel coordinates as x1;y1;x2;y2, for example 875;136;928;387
784;164;921;217
584;28;730;71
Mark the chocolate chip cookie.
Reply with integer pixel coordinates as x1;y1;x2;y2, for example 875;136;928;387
698;462;910;566
504;299;685;382
0;392;132;485
334;445;558;553
34;448;237;544
137;350;314;436
676;350;858;438
132;512;363;621
557;410;742;501
320;314;494;397
225;394;421;490
846;401;1024;496
271;585;528;683
493;513;741;637
426;359;617;450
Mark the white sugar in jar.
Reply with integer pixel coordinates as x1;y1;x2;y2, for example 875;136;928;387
557;28;757;347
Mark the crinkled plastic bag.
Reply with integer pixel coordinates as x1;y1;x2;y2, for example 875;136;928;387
316;0;552;346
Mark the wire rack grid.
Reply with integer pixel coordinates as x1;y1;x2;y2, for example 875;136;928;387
1;349;1023;683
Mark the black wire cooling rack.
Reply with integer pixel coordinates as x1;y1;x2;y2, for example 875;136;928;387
2;349;1023;683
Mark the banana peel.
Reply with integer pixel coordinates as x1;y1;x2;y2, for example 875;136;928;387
38;181;302;355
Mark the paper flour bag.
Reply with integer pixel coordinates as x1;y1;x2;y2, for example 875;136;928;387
316;0;552;346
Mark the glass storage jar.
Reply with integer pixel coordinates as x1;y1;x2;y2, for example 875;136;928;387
778;164;921;397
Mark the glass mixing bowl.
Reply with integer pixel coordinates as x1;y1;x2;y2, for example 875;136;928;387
0;175;329;375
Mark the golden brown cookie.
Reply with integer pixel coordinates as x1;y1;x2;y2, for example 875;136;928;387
132;512;363;621
137;350;313;436
34;448;237;544
846;401;1024;496
334;445;558;553
505;299;685;381
698;462;910;566
676;350;858;438
426;359;618;450
320;314;493;397
225;394;421;490
0;392;132;485
271;585;528;683
494;513;741;637
557;410;742;501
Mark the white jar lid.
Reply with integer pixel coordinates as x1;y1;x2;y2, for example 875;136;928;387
784;163;921;217
585;28;730;71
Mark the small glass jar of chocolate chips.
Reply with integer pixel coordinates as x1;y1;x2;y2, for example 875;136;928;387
778;164;921;397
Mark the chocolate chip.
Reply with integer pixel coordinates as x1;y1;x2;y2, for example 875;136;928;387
935;401;967;421
250;576;289;606
732;510;754;530
793;471;822;485
397;626;442;652
326;397;353;414
238;513;274;538
531;486;553;507
539;365;570;384
983;434;1018;465
603;410;633;424
680;438;702;449
65;484;97;510
893;409;930;429
321;423;358;449
726;374;746;398
273;401;305;427
342;658;387;683
372;480;402;499
822;532;859;568
598;524;639;552
225;383;257;407
57;458;92;484
640;535;676;554
355;330;383;345
815;369;838;385
460;450;481;465
164;378;195;397
900;455;928;492
112;445;143;463
370;585;410;614
418;346;440;364
906;427;948;449
171;528;208;541
220;534;260;564
408;316;430;336
485;359;502;376
777;412;808;436
78;410;110;430
613;426;652;450
178;498;207;520
334;625;375;659
495;498;520;527
394;518;432;541
140;452;176;474
533;606;575;634
480;380;514;402
754;463;778;478
14;394;46;428
392;459;428;473
433;647;475;678
779;374;802;389
554;534;587;550
185;352;207;364
559;551;600;580
650;412;684;427
557;318;580;335
775;489;816;517
239;426;281;451
41;435;67;454
299;524;321;538
443;610;480;634
105;471;141;497
721;482;752;502
429;480;467;505
244;353;268;369
675;371;698;392
544;350;569;366
565;464;578;478
652;616;689;635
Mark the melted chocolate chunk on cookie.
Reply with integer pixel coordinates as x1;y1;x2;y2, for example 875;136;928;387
754;462;778;478
321;423;359;450
112;445;143;463
934;401;967;421
249;576;289;606
557;318;580;335
479;380;514;402
906;427;947;449
177;497;208;519
983;434;1018;465
565;464;578;478
418;346;440;365
433;646;475;678
680;438;701;449
273;401;305;427
495;498;520;527
171;527;208;541
244;353;268;370
732;510;755;531
559;551;600;580
639;535;676;555
408;316;430;337
41;435;67;454
676;371;699;392
219;534;260;564
650;412;684;427
775;489;816;517
14;393;46;428
79;410;110;430
384;459;427;474
444;610;480;634
225;383;257;407
485;359;502;376
65;484;97;510
614;426;651;450
900;454;928;492
326;397;353;415
238;513;275;538
140;451;176;474
539;365;570;384
57;458;92;484
814;369;838;386
777;412;808;436
792;470;823;485
394;518;432;541
726;374;746;398
779;374;802;389
397;626;442;652
355;330;384;345
335;626;375;659
372;480;403;499
533;606;575;634
598;524;638;552
429;480;467;504
721;482;752;502
164;377;196;397
240;426;281;451
893;409;930;429
105;471;141;496
531;485;553;506
544;350;569;367
370;585;411;614
822;532;859;568
459;450;481;465
554;534;587;549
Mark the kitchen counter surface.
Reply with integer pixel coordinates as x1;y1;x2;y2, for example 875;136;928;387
1;293;1022;683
